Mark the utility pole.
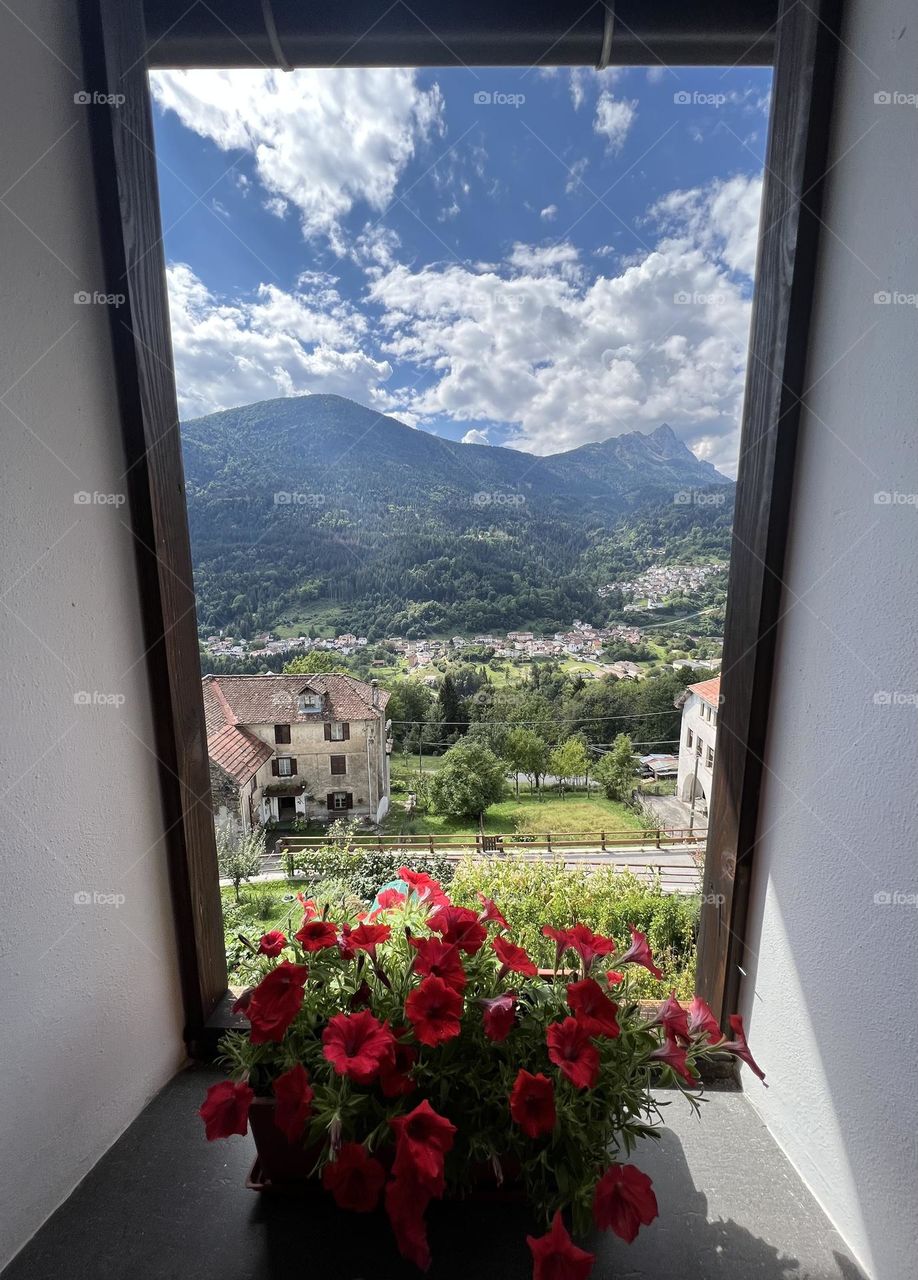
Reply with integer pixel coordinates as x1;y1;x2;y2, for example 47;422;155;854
688;749;700;833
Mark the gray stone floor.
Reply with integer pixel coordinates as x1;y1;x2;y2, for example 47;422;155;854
1;1067;866;1280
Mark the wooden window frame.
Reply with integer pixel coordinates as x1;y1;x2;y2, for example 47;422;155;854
80;0;842;1050
330;755;347;777
274;724;291;745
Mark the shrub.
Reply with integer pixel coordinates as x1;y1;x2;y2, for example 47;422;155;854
291;847;456;903
449;858;699;999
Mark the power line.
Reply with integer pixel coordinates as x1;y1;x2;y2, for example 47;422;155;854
390;709;683;728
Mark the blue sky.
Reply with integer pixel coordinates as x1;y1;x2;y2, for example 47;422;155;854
151;63;771;475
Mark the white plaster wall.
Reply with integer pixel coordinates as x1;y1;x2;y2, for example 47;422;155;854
676;691;716;805
0;0;185;1268
739;5;918;1277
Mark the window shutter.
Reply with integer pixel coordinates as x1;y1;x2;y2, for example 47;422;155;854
345;793;353;809
327;793;335;810
342;722;350;740
324;722;332;741
271;759;279;777
289;758;297;775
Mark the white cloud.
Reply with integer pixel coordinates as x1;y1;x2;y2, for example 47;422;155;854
540;204;559;221
594;92;637;151
461;429;490;445
165;264;391;419
366;174;763;474
150;68;443;252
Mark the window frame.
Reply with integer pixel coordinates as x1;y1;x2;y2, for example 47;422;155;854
274;724;291;744
84;0;843;1048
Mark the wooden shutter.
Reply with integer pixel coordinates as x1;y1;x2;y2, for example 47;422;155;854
342;722;350;740
323;722;332;741
289;758;297;775
271;759;279;776
326;793;335;810
345;793;353;809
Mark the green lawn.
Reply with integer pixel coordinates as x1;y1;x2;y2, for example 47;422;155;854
381;789;644;837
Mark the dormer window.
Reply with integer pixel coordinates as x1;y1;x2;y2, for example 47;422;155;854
297;691;322;715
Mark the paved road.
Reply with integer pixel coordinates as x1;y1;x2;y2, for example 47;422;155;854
641;792;708;836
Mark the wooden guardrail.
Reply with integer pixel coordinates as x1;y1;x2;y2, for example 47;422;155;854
275;827;704;857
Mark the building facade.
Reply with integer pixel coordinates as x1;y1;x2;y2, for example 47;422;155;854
203;673;391;831
675;676;720;811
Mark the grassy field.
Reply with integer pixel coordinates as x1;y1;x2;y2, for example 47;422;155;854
381;789;645;837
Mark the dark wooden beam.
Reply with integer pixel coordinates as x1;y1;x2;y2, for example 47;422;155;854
78;0;228;1041
695;0;843;1023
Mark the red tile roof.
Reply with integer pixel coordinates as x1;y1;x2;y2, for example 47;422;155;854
207;722;273;786
201;673;389;738
687;676;721;706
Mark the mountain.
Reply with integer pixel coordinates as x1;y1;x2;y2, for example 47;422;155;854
181;394;733;639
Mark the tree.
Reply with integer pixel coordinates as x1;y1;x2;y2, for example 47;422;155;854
594;733;639;802
429;739;506;820
436;673;464;739
504;727;550;798
216;826;264;903
283;651;346;675
548;735;590;798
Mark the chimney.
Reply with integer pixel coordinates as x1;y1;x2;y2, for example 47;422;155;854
371;678;379;708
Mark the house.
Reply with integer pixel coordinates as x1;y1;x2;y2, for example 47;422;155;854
675;676;720;810
203;673;391;829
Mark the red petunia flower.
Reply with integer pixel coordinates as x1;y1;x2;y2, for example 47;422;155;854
385;1175;433;1270
296;894;318;920
231;987;253;1016
348;921;391;957
655;990;689;1041
493;935;537;977
509;1070;556;1138
199;1080;253;1140
337;922;357;959
427;904;487;955
321;1142;386;1213
294;919;338;952
606;970;624;986
686;995;723;1043
389;1098;457;1192
480;991;517;1042
722;1014;767;1084
527;1211;595;1280
566;978;620;1039
476;891;509;930
593;1163;659;1242
322;1010;396;1084
272;1062;314;1143
619;925;663;979
546;1017;600;1089
405;975;464;1047
379;1039;418;1098
566;923;615;969
370;888;406;919
247;962;308;1044
650;1031;698;1085
409;937;467;991
398;867;451;909
258;930;287;957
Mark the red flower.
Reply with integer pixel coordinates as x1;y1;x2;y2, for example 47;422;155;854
370;887;406;918
294;919;338;952
606;970;624;986
566;923;615;969
405;975;464;1046
398;867;450;908
272;1063;314;1142
247;962;308;1043
336;922;357;959
509;1070;556;1138
297;894;318;919
379;1039;418;1097
348;921;391;956
650;1031;698;1085
199;1080;253;1140
722;1014;767;1084
321;1142;386;1213
619;925;663;979
527;1211;595;1280
231;987;253;1015
409;937;467;991
481;992;517;1042
477;891;509;930
655;990;689;1040
493;935;537;977
258;930;286;957
566;978;620;1038
322;1010;396;1084
593;1163;658;1242
389;1098;457;1192
546;1017;600;1089
543;925;574;967
427;904;487;954
686;995;723;1042
385;1176;432;1270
